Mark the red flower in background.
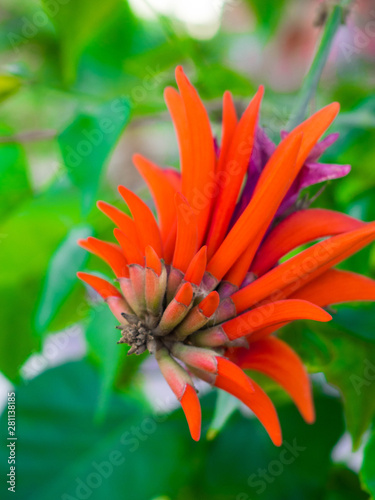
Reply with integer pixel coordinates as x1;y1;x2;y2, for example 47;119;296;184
77;67;375;444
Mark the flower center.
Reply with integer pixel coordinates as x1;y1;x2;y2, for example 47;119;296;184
118;313;156;355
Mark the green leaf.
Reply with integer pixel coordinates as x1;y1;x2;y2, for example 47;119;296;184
0;74;22;102
0;186;81;381
206;390;240;440
42;0;124;83
244;0;287;37
361;421;375;498
0;126;32;219
333;306;375;344
0;360;345;500
34;224;93;335
58;98;130;217
325;465;370;500
281;321;375;449
85;304;128;419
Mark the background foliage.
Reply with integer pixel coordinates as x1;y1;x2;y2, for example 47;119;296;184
1;0;375;498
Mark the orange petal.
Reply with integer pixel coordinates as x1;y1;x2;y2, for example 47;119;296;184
118;185;163;258
215;373;282;446
289;102;340;168
174;292;220;340
180;383;202;441
206;86;264;259
184;246;207;285
199;291;220;317
78;237;128;278
222;299;331;340
114;228;144;266
156;346;200;440
175;66;216;246
217;90;238;174
163;168;182;191
132;153;179;246
208;131;303;282
231;337;315;423
252;209;364;276
164;86;194;200
290;268;375;306
145;245;162;276
243;378;283;446
77;272;122;299
215;357;254;396
97;201;140;248
175;282;194;307
172;193;198;273
232;222;375;314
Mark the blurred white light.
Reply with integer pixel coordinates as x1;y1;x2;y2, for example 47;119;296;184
128;0;226;39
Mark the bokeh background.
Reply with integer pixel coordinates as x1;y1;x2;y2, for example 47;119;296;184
1;0;375;498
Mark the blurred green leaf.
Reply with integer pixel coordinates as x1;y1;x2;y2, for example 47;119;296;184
0;359;345;500
196;63;254;99
0;126;32;218
206;390;240;440
244;0;287;37
282;322;375;448
42;0;124;83
0;186;81;381
324;465;370;500
0;74;22;102
58;98;131;217
361;421;375;498
85;304;129;419
333;306;375;344
34;224;93;335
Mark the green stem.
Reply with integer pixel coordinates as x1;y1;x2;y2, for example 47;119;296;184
287;2;348;130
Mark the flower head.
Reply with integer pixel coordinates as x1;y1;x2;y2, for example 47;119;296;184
78;66;375;444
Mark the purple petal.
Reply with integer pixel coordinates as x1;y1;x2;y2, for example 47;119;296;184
307;133;340;161
298;161;351;190
277;161;351;215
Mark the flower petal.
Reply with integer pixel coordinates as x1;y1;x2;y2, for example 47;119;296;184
118;185;163;258
252;209;364;276
156;282;194;334
231;337;315;423
77;272;122;299
184;246;207;286
132;153;179;247
208;131;303;283
164;86;194;202
206;86;264;259
97;201;140;249
114;228;144;266
78;237;129;278
217;90;238;174
174;291;220;339
232;222;375;314
222;299;331;340
156;346;201;441
175;66;216;246
290;268;375;306
172;193;198;274
180;383;202;442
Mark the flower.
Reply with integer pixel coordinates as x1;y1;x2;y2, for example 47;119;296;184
77;66;375;444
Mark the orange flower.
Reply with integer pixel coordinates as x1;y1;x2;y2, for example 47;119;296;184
77;67;375;445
